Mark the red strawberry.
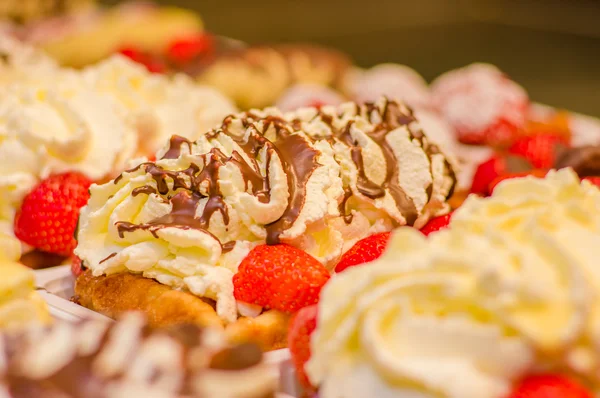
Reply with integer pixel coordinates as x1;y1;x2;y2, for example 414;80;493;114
233;244;330;313
420;212;453;236
288;304;318;389
167;34;214;65
71;256;84;277
508;134;569;169
509;374;593;398
470;154;533;196
14;172;92;257
118;47;166;74
489;169;548;194
582;176;600;188
334;232;391;273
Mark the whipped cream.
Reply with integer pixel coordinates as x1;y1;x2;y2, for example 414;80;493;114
308;168;600;398
0;39;235;252
76;98;456;323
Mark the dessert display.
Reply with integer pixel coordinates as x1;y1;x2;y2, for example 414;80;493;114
0;35;236;268
0;0;93;24
297;169;600;398
0;233;50;329
0;312;278;397
72;97;457;349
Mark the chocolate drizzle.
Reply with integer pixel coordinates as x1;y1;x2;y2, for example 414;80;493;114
108;98;455;251
554;145;600;177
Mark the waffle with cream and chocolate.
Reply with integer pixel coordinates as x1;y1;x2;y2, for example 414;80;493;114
74;98;456;349
196;44;351;109
0;313;277;398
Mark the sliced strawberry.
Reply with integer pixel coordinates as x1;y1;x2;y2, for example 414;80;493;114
470;154;533;196
508;134;569;169
167;34;214;65
288;304;318;389
334;232;391;273
489;169;548;194
583;176;600;188
71;256;84;277
509;374;593;398
14;172;92;257
420;212;453;236
233;244;330;313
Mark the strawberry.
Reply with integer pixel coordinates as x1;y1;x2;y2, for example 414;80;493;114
334;232;391;273
14;172;92;257
582;176;600;188
233;244;330;313
420;212;453;236
489;169;548;194
508;134;569;169
118;47;166;74
71;256;84;277
288;304;318;389
509;374;593;398
470;154;533;196
167;34;214;65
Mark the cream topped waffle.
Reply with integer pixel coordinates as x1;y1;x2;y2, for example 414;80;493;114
73;98;456;347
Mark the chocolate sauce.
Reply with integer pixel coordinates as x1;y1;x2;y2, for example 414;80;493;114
208;343;262;370
265;134;320;244
221;241;236;253
132;185;157;197
161;135;193;160
555;145;600;177
338;187;354;224
99;252;117;264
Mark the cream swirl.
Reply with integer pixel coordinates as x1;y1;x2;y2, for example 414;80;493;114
308;168;600;398
76;98;456;323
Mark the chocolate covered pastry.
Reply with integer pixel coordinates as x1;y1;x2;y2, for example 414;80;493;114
74;98;456;348
0;313;277;397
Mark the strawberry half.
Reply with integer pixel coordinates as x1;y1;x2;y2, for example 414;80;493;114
167;34;214;65
233;244;330;313
14;172;92;257
118;46;166;74
420;212;453;236
288;304;318;389
470;154;533;196
508;134;569;169
509;374;593;398
334;232;391;273
489;169;548;194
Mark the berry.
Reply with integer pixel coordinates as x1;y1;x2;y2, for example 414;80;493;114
14;172;92;257
431;63;529;147
420;212;453;236
118;46;166;74
167;34;214;65
509;374;593;398
470;154;532;196
334;232;391;273
489;169;547;194
582;176;600;188
288;304;318;389
71;256;84;277
508;134;569;169
233;245;330;313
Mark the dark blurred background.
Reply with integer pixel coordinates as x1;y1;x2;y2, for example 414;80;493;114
103;0;600;116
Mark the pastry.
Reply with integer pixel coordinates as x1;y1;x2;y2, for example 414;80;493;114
21;2;204;68
0;312;277;397
306;168;600;398
73;98;457;349
431;63;529;147
275;83;346;112
0;0;94;23
196;44;352;109
343;63;432;110
0;37;235;268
